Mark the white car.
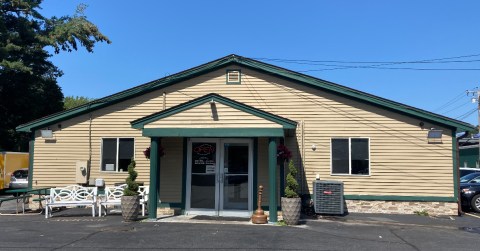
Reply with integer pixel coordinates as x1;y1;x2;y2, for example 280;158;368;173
9;168;29;189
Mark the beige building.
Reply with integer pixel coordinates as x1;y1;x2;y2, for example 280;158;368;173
17;55;474;220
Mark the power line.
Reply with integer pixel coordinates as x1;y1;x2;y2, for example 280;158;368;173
253;53;480;65
456;107;478;120
434;91;469;112
442;100;472;114
253;53;480;72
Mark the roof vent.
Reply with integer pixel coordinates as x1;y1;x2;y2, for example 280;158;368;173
226;70;241;84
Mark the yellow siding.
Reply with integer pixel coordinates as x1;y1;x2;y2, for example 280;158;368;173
33;65;454;199
159;137;183;202
145;102;281;129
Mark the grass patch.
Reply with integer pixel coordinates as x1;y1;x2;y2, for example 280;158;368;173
413;210;429;216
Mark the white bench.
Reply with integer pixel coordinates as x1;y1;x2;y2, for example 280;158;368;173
98;184;149;217
45;185;97;219
98;184;126;216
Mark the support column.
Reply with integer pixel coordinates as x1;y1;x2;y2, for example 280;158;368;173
28;133;35;189
149;137;160;219
268;137;277;222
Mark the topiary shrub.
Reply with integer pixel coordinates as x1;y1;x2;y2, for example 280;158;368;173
284;159;299;198
123;158;139;196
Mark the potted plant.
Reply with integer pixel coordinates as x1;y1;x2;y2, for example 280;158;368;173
281;159;301;225
143;146;165;159
121;158;140;221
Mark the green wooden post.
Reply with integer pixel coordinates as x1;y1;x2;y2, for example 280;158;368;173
28;133;35;189
149;137;159;219
268;137;277;222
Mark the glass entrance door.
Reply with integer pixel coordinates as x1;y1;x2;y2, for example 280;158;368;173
187;139;252;217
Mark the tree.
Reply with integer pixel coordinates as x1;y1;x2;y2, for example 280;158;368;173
64;95;95;110
0;0;111;151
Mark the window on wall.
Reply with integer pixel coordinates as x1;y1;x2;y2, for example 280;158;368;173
331;138;369;175
101;138;134;172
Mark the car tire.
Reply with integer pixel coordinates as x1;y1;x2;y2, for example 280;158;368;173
471;194;480;213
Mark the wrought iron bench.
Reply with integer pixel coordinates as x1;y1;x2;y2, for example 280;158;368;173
45;185;97;218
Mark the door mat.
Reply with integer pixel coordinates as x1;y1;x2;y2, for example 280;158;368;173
190;215;251;222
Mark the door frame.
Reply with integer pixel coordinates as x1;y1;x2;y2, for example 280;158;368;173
185;138;253;217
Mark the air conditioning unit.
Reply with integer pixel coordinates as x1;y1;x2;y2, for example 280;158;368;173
313;180;344;215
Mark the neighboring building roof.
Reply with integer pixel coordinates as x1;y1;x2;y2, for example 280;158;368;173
16;54;475;132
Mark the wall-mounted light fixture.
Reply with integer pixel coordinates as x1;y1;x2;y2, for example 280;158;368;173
311;144;317;151
427;128;443;144
40;129;53;139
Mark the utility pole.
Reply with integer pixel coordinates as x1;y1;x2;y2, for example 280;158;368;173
466;89;480;168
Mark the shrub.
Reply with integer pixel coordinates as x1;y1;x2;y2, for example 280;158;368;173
284;159;299;198
123;159;139;196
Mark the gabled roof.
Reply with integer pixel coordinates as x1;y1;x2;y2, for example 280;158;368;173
130;93;297;130
16;54;475;132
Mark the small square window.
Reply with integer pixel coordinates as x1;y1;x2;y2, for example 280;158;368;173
226;70;241;84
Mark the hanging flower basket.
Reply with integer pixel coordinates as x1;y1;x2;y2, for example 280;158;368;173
143;146;165;159
277;144;292;164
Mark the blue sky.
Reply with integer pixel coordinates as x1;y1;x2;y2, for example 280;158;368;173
41;1;480;125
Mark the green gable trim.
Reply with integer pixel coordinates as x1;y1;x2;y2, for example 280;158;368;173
344;195;456;202
131;93;297;130
17;54;474;133
142;128;285;137
452;130;459;202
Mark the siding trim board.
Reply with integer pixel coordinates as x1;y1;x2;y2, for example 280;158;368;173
142;128;285;137
17;54;474;133
131;93;297;130
344;195;456;203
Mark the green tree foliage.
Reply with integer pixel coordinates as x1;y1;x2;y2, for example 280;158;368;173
64;95;94;110
0;0;110;151
124;159;139;196
284;159;299;198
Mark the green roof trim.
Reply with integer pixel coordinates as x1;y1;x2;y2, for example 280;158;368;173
142;128;285;137
16;54;474;132
131;93;297;130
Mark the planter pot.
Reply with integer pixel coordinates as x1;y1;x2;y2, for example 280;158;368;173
281;197;301;225
121;195;140;221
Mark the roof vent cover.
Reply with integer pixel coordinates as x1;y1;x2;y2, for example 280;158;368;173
226;70;241;84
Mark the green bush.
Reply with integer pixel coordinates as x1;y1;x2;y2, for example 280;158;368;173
123;159;139;196
284;159;299;198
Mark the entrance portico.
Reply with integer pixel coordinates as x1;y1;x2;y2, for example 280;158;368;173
131;93;297;222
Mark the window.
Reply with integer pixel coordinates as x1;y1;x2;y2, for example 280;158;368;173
226;70;241;84
331;138;369;175
101;138;134;172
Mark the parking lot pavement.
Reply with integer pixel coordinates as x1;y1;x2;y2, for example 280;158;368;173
0;208;480;250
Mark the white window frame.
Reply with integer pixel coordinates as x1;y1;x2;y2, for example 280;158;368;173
330;137;370;176
100;138;135;172
226;69;241;84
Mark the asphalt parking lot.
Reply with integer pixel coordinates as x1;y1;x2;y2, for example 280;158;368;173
1;195;480;250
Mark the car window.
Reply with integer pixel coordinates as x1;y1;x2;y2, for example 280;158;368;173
472;177;480;183
461;173;480;183
13;170;28;178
